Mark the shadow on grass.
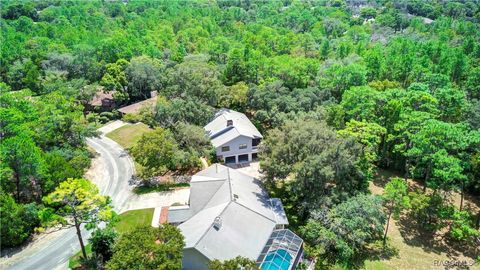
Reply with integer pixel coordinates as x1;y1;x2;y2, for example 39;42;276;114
396;214;479;269
373;168;403;188
133;183;189;195
346;241;400;270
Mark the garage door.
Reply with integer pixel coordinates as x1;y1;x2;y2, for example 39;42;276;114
238;154;249;163
225;156;236;164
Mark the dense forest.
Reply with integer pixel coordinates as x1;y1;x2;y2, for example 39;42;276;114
1;0;479;268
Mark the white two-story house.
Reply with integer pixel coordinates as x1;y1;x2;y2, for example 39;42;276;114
204;109;263;164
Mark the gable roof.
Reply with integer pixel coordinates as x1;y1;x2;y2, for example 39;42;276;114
204;109;262;148
175;164;288;261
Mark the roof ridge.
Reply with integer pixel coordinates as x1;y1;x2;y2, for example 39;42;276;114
191;177;227;183
227;168;233;201
233;200;277;223
192;201;232;251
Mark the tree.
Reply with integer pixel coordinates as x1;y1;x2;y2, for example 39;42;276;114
261;118;368;218
0;191;39;248
163;54;225;106
382;177;410;246
406;120;473;192
0;133;47;203
41;178;115;261
107;225;184;270
100;59;129;102
449;209;480;243
209;256;259;270
433;87;467;123
218;82;249;111
125;56;164;100
317;63;367;100
172;122;213;156
223;48;247;85
338;120;386;175
341;86;382;122
154;97;214;128
89;227;118;264
300;194;385;263
130;128;178;178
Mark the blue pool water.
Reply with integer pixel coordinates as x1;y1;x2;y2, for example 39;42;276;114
261;249;292;270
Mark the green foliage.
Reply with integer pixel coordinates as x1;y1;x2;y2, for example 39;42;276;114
261;118;369;219
0;133;47;203
0;191;39;248
2;0;480;255
154;96;214;128
209;256;259;270
41;178;115;260
300;194;386;263
41;178;115;229
448;210;480;242
89;227;118;263
382;177;410;245
130;128;177;178
383;177;410;219
106;225;184;270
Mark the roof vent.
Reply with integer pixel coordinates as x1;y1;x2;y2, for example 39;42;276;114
233;194;239;200
213;216;222;230
227;119;233;127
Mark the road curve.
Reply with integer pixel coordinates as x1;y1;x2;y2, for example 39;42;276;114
3;135;134;270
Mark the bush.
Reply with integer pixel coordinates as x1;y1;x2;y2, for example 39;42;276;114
122;113;142;123
90;227;118;263
0;191;39;248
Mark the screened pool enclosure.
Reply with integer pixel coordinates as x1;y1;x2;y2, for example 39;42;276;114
257;229;303;270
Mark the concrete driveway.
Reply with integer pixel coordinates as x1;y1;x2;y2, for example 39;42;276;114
230;161;262;179
124;188;190;212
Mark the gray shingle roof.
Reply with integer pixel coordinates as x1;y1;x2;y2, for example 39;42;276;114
176;164;288;261
204;109;262;147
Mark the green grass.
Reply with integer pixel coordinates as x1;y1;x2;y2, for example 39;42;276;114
68;243;92;269
133;183;190;195
105;122;152;149
68;208;154;268
114;208;154;234
363;260;395;270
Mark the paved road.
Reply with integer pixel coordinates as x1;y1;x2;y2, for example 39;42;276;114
3;135;135;270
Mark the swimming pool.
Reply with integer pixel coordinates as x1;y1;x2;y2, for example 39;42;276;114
260;249;292;270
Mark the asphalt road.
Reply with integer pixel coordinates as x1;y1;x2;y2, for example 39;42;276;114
4;135;135;270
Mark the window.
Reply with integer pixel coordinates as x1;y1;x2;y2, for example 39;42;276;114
239;144;247;149
221;146;230;152
252;138;261;147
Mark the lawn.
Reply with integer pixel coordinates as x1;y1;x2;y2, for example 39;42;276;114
114;208;154;234
105;122;152;149
68;208;154;268
362;169;480;270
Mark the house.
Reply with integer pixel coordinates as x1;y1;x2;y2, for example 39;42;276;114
204;109;263;164
163;164;304;270
89;90;115;110
117;91;158;115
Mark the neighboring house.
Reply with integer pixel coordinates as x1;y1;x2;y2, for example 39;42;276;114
89;90;115;110
118;91;158;115
163;164;303;270
204;109;263;164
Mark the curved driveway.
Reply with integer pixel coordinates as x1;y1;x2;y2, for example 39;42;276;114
3;135;135;270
